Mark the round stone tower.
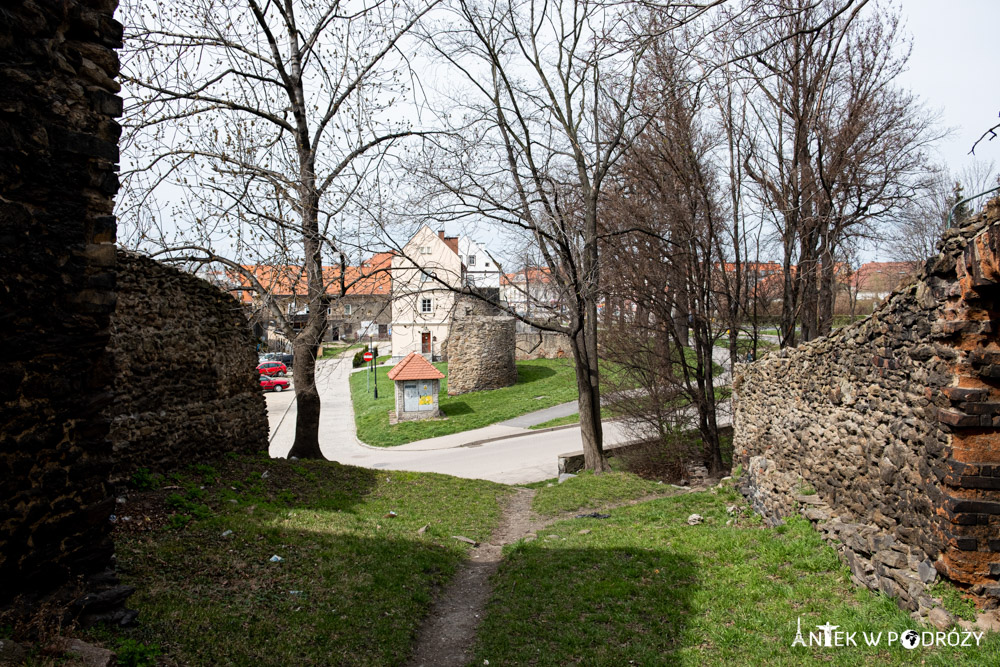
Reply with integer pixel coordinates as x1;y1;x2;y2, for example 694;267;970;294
446;315;517;395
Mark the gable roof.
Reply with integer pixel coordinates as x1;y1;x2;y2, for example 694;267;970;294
230;252;393;302
387;352;446;381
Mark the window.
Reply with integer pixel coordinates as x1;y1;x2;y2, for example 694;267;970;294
419;245;431;254
421;298;432;314
420;271;437;283
344;304;353;315
326;307;332;316
468;255;476;266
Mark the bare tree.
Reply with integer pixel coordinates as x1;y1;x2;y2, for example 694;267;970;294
118;0;434;458
406;0;725;472
734;0;937;345
887;161;998;263
600;38;731;475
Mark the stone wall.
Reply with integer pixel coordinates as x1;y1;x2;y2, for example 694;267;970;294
734;199;1000;614
0;0;129;621
108;252;268;479
515;331;571;360
446;316;517;395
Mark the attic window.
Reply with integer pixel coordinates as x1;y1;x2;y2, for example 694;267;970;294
468;255;476;266
419;246;431;254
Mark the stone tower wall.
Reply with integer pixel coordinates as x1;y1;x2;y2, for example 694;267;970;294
446;316;517;395
0;0;126;619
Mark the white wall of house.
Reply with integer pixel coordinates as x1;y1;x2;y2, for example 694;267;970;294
458;236;501;288
391;226;464;361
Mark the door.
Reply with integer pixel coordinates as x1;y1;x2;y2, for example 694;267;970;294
404;382;418;412
421;331;431;354
418;382;435;411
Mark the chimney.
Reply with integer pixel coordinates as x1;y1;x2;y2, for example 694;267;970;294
438;229;445;240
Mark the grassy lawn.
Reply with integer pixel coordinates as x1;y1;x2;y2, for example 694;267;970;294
529;406;617;430
714;336;779;355
473;476;1000;665
321;342;364;358
351;358;580;446
528;470;676;515
84;455;508;666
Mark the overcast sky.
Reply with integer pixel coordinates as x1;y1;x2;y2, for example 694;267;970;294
897;0;998;174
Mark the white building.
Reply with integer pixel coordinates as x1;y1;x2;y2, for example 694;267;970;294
458;236;501;288
390;226;464;361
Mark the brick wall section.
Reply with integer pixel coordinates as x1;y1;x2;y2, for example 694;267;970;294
108;252;269;479
734;199;1000;613
0;0;128;620
446;316;517;395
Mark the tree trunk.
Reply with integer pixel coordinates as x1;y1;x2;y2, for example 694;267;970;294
572;313;609;474
779;233;798;348
817;245;835;336
287;338;324;459
798;229;819;342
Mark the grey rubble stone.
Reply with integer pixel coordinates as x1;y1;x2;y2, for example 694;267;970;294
927;607;954;630
918;560;938;584
0;640;28;665
51;638;116;667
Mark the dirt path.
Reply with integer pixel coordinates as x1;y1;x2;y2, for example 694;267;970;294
405;487;537;667
404;483;718;666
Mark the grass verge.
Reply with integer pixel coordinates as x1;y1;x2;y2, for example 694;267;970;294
528;471;677;516
351;358;580;446
473;477;1000;665
528;406;617;430
85;455;509;666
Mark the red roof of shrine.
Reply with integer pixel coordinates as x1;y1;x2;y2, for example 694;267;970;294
386;352;445;381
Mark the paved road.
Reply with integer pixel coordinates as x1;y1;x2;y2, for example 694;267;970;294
266;355;638;484
265;346;733;485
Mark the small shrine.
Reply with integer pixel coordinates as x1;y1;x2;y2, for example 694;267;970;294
387;352;445;421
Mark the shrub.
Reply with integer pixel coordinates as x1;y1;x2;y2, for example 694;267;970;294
129;468;156;491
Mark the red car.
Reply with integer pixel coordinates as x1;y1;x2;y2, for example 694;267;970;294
257;361;287;376
260;375;290;392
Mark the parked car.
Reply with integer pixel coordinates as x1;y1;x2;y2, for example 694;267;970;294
257;361;287;376
260;352;293;365
260;375;290;392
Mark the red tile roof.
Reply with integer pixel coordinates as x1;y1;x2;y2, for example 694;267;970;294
387;352;445;381
229;252;393;302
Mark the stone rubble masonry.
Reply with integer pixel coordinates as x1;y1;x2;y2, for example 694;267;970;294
447;315;517;395
734;198;1000;614
107;251;269;480
515;331;572;361
0;0;129;623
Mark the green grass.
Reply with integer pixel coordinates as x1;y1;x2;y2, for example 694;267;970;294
528;471;677;516
86;455;508;666
714;336;779;355
472;478;1000;665
351;358;581;446
321;342;363;358
528;406;618;430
